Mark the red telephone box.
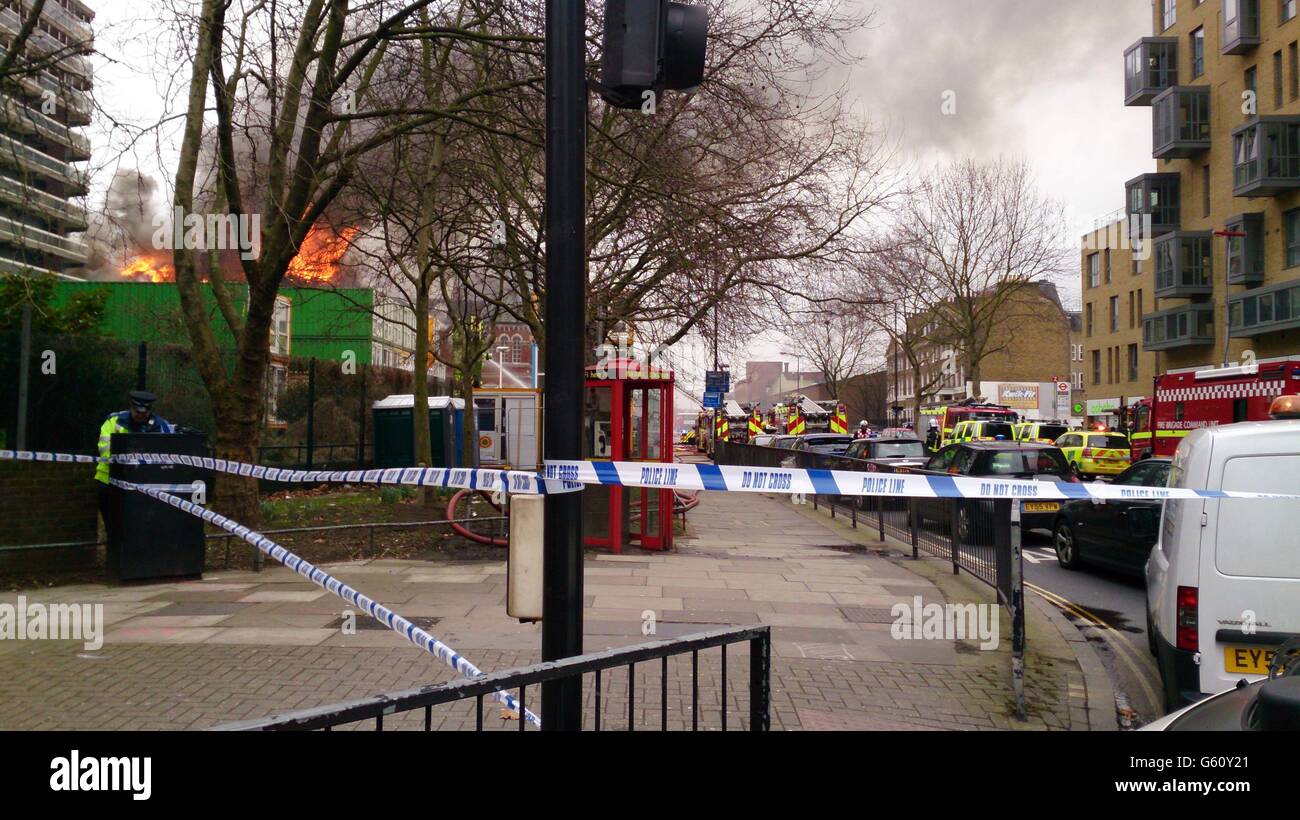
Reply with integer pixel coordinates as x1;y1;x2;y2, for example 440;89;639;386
582;358;675;552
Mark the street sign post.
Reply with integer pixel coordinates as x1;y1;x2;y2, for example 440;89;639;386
703;391;723;409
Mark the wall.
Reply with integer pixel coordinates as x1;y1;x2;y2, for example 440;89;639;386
0;460;99;571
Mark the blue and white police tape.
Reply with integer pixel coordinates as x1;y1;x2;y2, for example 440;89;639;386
0;449;583;496
540;460;1300;502
111;477;542;727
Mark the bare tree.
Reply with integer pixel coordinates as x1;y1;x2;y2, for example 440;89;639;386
896;157;1068;388
784;310;884;402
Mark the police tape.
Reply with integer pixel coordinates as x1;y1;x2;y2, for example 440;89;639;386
5;447;1299;501
0;448;584;496
539;460;1300;502
110;477;542;727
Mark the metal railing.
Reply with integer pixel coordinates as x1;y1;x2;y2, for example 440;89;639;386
217;624;772;732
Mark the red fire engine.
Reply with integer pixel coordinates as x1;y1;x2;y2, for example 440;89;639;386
1127;358;1300;459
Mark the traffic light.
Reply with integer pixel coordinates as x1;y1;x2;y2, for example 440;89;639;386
600;0;708;109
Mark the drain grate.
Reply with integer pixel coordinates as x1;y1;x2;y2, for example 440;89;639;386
324;615;441;631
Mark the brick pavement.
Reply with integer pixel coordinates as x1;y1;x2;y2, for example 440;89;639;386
0;489;1112;731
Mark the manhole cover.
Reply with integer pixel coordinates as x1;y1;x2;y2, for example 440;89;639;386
324;615;441;631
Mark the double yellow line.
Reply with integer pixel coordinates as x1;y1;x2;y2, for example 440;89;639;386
1026;581;1162;713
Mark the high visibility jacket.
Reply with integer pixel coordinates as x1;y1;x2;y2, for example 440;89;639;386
96;410;173;484
829;404;848;434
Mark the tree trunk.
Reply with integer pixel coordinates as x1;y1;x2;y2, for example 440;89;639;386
459;367;478;469
412;285;435;505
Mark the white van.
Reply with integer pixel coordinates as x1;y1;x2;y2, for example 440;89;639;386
1145;417;1300;711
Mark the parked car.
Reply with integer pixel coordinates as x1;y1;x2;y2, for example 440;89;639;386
1054;430;1132;480
751;434;779;447
916;442;1079;538
844;436;929;469
1051;458;1171;576
790;434;853;456
1146;413;1300;711
770;436;799;449
1012;421;1070;445
1142;639;1300;730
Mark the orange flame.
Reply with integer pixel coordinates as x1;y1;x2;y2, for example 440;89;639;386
287;224;357;283
119;256;175;282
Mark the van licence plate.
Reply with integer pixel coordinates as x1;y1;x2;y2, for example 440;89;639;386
1224;646;1275;675
1023;502;1060;513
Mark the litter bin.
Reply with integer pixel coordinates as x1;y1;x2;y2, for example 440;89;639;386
105;431;211;582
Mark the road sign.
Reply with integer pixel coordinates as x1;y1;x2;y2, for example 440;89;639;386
702;391;723;408
705;371;730;393
1055;381;1070;395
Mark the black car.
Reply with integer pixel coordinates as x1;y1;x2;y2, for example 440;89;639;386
790;434;853;456
915;442;1079;538
844;436;929;469
1051;458;1171;576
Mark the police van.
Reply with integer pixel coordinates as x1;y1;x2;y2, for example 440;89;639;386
1145;396;1300;711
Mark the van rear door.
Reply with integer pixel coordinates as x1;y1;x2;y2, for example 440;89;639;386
1204;450;1300;695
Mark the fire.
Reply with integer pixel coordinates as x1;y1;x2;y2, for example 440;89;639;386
119;256;175;282
286;224;357;283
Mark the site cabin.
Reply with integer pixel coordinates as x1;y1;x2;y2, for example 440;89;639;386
1128;358;1300;460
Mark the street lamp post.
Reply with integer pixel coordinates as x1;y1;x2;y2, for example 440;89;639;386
496;345;508;388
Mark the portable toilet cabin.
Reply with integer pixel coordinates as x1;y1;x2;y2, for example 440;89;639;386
372;395;465;468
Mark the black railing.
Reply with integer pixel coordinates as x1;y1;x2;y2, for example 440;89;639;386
216;624;771;732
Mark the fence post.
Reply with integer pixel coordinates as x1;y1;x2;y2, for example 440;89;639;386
357;364;367;469
908;498;919;559
306;357;316;470
850;496;856;528
136;341;148;390
950;501;961;575
15;302;31;450
749;631;771;732
1010;499;1026;721
876;493;885;543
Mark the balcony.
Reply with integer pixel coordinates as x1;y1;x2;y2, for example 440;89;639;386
1154;232;1213;298
0;214;89;262
0;254;69;279
1232;117;1300;197
0;95;91;160
0;134;88;193
1143;304;1216;351
0;174;87;230
1229;279;1300;337
1224;212;1264;285
1124;37;1177;106
1126;173;1180;238
0;7;92;77
1152;86;1210;158
1222;0;1261;55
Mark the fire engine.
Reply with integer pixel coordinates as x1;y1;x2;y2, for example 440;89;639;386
1127;357;1300;459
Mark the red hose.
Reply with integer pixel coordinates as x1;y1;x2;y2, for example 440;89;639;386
446;489;508;546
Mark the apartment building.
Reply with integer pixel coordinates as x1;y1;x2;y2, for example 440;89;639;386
1079;219;1160;424
0;0;93;280
1124;0;1300;372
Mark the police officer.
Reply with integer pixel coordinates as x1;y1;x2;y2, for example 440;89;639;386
96;390;174;544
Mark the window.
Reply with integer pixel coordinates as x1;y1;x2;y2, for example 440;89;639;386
1088;253;1100;287
511;333;526;364
1287;0;1299;23
1288;209;1300;267
1138;289;1144;320
1277;50;1286;110
1129;291;1136;328
1086;303;1094;336
1128;344;1139;381
1191;27;1205;78
1291;42;1299;101
1110;295;1120;331
1246;66;1258;111
1162;0;1176;30
1092;350;1101;385
1202;165;1211;217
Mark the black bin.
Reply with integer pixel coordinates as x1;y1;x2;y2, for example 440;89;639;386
106;432;212;582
